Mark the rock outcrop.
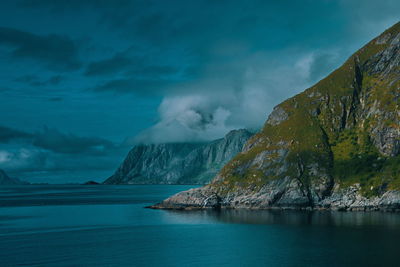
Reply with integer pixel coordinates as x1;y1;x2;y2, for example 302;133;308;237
104;129;253;184
151;22;400;211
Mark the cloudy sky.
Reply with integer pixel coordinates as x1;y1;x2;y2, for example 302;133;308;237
0;0;399;183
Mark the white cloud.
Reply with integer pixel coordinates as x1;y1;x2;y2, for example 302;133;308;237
133;49;342;144
0;148;47;171
133;95;235;144
0;150;11;163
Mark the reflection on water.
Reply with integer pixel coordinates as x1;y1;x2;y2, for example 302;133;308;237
162;208;400;228
207;209;400;227
1;185;400;267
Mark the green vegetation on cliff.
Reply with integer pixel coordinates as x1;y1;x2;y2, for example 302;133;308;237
214;22;400;198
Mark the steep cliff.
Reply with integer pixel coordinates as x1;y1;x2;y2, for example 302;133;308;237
104;129;253;184
152;22;400;211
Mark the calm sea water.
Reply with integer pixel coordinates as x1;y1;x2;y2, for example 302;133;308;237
1;185;400;267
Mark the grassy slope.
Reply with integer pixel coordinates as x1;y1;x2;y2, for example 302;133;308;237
215;22;400;197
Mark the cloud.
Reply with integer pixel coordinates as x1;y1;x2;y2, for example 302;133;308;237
90;61;184;94
125;65;181;78
0;148;48;172
92;78;171;95
0;125;116;155
132;95;234;144
47;75;64;85
0;126;33;143
14;75;64;87
0;27;81;71
294;51;341;83
19;0;146;28
48;97;63;102
0;145;123;179
4;1;400;166
31;127;115;155
85;52;133;76
133;50;343;144
0;126;126;181
19;0;133;10
339;0;400;35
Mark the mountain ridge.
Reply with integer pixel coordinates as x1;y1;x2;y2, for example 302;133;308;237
104;129;253;184
151;22;400;211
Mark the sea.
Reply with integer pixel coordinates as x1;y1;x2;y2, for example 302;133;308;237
1;184;399;267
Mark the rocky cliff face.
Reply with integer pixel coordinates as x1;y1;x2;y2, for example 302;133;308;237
104;129;253;184
0;169;26;185
151;22;400;211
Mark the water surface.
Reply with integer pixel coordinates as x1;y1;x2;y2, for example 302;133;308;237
1;185;400;266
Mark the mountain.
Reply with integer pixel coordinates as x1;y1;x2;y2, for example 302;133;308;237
104;129;253;184
151;22;400;211
0;169;27;185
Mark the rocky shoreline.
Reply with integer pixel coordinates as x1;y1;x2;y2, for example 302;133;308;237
149;23;400;213
149;183;400;212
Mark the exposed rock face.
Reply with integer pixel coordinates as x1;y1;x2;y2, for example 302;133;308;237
0;169;26;185
104;129;253;184
151;22;400;211
152;183;400;212
266;107;289;126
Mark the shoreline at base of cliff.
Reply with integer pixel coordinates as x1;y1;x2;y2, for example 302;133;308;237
147;182;400;212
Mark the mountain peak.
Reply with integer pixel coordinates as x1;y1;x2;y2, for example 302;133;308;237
151;22;400;211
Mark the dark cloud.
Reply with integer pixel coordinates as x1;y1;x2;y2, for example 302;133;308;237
84;53;133;76
18;0;145;26
47;75;63;85
84;46;183;80
0;125;125;182
92;78;169;94
48;97;63;102
0;27;81;71
19;0;134;9
0;125;115;156
14;75;64;87
0;126;33;143
2;0;400;182
125;65;181;78
0;145;124;183
32;127;115;155
0;148;48;173
13;75;37;84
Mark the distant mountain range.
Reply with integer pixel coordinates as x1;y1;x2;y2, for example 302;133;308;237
104;129;253;185
152;22;400;211
0;169;28;185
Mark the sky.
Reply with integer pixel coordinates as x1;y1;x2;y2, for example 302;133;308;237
0;0;399;183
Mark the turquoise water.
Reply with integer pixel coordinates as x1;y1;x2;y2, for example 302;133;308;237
1;185;400;266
